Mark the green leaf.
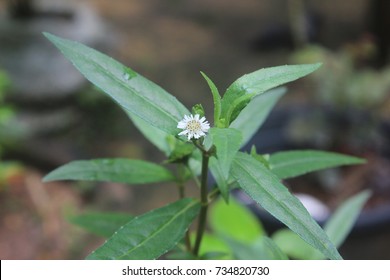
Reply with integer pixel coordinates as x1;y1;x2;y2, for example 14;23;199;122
209;160;228;197
227;236;288;260
69;212;134;238
209;159;241;201
200;252;229;260
269;150;365;179
309;189;371;259
191;104;205;118
188;149;202;177
44;33;189;135
87;198;200;260
209;197;264;244
43;159;175;184
200;71;221;126
322;190;371;249
256;237;289;260
127;112;172;156
272;229;316;260
166;250;196;260
209;128;243;176
221;63;321;124
166;141;195;163
208;128;242;200
250;146;271;169
190;233;232;260
272;190;371;259
231;152;342;260
230;87;286;147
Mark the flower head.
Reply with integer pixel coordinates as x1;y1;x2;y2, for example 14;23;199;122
177;114;210;140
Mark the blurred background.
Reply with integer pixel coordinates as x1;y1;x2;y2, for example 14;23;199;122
1;0;390;259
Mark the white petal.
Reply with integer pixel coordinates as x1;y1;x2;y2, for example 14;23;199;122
177;121;187;129
201;124;210;131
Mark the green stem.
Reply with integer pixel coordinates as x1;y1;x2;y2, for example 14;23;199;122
193;152;210;256
192;139;207;153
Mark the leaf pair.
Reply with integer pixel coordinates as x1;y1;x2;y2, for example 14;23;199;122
201;64;320;128
205;87;288;202
231;151;366;260
220;64;321;125
231;152;343;260
203;66;316;201
43;158;192;258
86;198;200;260
272;190;371;259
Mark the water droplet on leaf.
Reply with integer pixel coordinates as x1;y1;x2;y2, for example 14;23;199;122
123;67;137;81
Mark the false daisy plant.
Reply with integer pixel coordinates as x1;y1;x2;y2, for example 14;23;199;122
42;33;369;260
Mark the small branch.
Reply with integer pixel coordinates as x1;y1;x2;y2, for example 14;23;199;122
192;139;207;153
193;152;210;256
177;164;186;199
176;163;191;252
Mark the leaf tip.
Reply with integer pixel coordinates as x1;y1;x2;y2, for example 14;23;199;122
42;32;56;42
199;71;210;81
357;157;367;164
42;174;52;183
346;155;366;165
42;169;62;183
313;62;323;68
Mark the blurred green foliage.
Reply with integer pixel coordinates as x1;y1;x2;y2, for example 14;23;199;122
0;70;12;157
291;44;390;115
0;70;24;189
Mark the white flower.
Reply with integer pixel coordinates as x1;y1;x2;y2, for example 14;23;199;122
177;114;210;140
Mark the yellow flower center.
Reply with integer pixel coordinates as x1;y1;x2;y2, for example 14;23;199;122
187;120;201;132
